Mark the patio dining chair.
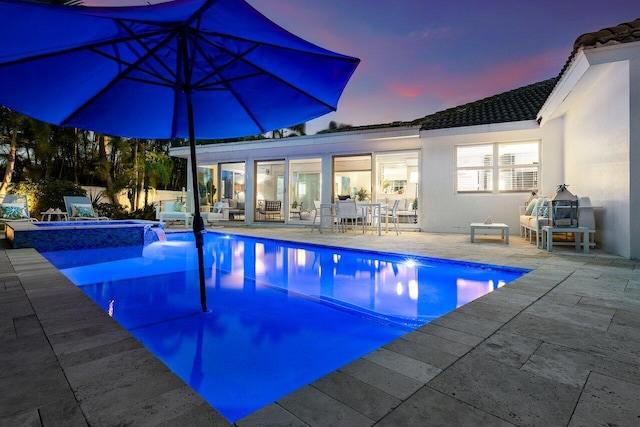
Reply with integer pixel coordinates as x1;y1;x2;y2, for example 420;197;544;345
336;199;365;234
381;199;400;235
311;201;337;233
311;200;322;231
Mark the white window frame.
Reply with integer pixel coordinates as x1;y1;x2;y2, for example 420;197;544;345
455;141;540;194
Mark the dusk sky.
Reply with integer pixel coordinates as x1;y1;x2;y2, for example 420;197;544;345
86;0;640;134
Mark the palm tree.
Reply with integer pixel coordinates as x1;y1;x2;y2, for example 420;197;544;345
0;108;25;194
270;123;306;138
144;150;172;206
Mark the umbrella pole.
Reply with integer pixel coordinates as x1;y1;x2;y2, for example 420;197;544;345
186;96;208;313
180;31;207;313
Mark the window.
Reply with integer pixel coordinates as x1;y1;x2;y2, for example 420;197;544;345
333;155;371;201
255;160;285;222
456;141;539;193
375;151;419;199
289;158;321;221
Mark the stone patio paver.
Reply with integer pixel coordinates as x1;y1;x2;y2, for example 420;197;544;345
1;226;639;426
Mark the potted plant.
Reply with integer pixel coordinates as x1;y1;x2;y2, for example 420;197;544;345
356;187;370;201
411;198;418;224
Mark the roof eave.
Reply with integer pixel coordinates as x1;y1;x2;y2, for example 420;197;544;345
538;40;640;125
537;49;590;126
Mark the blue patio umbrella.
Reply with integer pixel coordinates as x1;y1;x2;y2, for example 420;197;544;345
0;0;359;311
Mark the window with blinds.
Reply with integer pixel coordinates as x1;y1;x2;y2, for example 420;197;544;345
456;141;539;193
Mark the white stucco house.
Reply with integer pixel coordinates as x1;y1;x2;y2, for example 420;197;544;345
171;18;640;259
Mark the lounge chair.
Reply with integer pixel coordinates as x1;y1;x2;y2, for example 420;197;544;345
154;200;192;228
257;200;282;220
206;201;229;224
0;194;37;224
63;196;109;221
289;200;303;219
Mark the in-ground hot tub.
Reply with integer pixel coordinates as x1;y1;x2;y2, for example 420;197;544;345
5;220;164;252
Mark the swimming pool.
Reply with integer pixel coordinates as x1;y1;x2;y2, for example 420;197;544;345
42;232;528;422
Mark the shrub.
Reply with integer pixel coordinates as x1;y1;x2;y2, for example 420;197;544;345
96;202;156;220
128;204;158;221
94;202;127;219
10;179;86;218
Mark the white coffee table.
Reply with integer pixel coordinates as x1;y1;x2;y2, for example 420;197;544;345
470;223;509;244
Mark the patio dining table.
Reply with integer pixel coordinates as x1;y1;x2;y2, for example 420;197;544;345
316;202;386;235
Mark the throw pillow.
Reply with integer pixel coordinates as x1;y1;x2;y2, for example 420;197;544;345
72;203;94;217
1;203;26;219
173;202;184;212
535;198;549;218
525;198;538;215
76;206;94;217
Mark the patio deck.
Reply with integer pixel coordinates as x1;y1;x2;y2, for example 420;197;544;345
1;226;639;426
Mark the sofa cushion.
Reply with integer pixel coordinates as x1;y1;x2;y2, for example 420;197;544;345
528;217;550;228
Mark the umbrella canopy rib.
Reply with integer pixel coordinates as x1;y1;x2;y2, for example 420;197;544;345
192;35;340;111
0;27;168;68
60;28;182;128
113;20;185;88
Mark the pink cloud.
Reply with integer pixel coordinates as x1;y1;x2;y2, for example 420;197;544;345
387;48;568;107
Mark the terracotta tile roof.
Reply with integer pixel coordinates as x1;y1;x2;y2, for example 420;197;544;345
411;78;557;131
575;17;640;47
558;17;640;79
315;120;415;134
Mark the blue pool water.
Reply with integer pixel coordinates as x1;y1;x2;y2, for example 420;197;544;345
42;232;528;422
